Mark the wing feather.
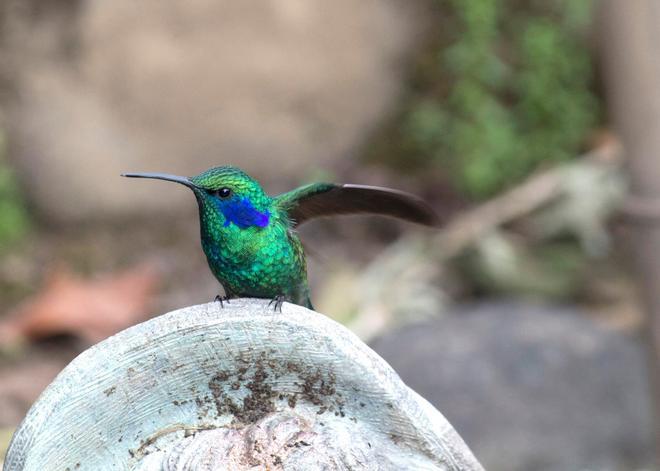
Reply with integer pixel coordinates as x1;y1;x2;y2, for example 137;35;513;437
275;183;441;228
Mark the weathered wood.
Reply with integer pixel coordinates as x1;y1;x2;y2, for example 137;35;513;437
599;0;660;464
4;299;483;470
436;143;623;259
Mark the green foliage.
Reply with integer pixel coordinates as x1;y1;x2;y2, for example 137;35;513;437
0;132;30;250
372;0;598;199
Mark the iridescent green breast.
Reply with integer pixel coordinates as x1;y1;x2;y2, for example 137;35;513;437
199;203;310;307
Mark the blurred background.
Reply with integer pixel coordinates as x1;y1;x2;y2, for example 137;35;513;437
0;0;658;469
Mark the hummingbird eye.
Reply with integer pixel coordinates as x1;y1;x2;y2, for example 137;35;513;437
214;187;232;199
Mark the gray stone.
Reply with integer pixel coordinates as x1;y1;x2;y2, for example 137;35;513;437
1;0;431;222
370;302;655;471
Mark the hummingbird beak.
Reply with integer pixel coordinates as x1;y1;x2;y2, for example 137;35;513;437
121;172;199;190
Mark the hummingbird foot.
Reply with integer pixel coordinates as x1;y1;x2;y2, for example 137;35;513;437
214;295;232;308
267;295;285;313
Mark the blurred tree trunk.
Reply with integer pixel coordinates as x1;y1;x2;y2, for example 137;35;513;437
599;0;660;465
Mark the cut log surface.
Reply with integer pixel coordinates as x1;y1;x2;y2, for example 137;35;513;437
4;299;483;471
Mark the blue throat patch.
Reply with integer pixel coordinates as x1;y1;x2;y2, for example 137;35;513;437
221;198;270;229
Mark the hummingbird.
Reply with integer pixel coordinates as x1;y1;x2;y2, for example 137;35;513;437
122;166;440;310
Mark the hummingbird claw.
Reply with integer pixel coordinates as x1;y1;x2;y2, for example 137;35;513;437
268;295;285;313
214;295;232;308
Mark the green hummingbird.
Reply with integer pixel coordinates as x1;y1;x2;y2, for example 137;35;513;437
122;166;439;310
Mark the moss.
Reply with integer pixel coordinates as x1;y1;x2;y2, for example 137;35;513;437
366;0;599;199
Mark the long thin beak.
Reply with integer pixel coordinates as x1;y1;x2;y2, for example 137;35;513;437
121;172;198;189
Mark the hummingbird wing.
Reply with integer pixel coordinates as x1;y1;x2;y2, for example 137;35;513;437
275;183;441;228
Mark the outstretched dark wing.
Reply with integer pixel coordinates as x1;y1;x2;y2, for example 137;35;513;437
275;182;441;228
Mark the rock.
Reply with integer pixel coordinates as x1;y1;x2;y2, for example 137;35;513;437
0;0;431;223
370;302;655;471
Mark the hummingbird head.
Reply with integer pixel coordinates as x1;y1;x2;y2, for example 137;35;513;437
123;166;272;229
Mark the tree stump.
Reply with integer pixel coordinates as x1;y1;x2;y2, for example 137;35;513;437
4;299;483;470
